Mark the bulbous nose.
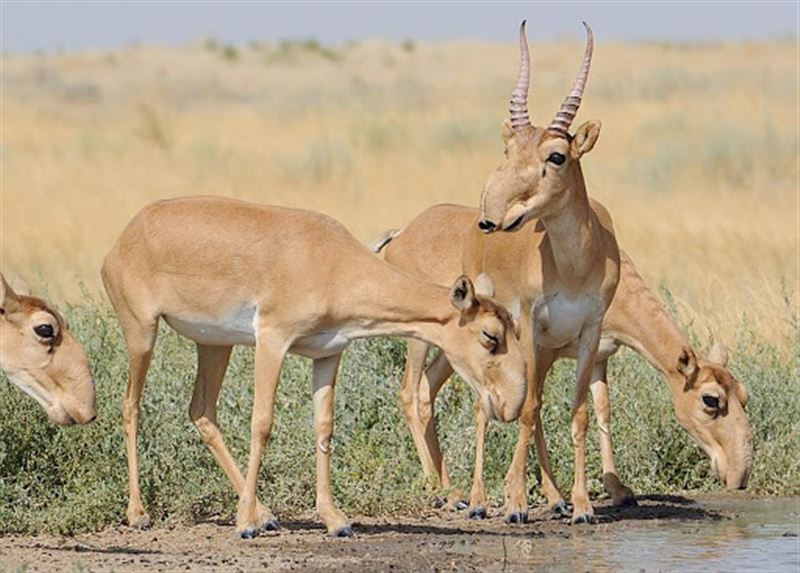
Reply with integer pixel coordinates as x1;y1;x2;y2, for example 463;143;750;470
488;392;520;423
79;407;97;425
478;219;497;233
71;404;97;425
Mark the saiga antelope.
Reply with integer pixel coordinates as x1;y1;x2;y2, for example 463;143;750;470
478;21;620;523
101;196;528;538
378;203;752;518
0;273;96;426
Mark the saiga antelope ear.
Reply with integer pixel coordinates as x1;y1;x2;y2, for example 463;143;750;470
570;120;601;159
677;346;699;388
707;342;730;366
706;342;746;406
10;277;30;296
1;273;22;315
449;275;476;311
733;380;749;408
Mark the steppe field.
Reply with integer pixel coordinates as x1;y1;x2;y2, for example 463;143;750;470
1;36;798;569
2;38;797;344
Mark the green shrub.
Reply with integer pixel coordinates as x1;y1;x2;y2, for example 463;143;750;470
221;45;239;62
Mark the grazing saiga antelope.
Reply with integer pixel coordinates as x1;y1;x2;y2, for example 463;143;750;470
379;203;752;519
101;196;528;538
0;273;96;426
463;21;621;524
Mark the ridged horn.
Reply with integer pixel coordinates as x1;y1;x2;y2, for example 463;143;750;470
547;22;594;136
509;20;531;131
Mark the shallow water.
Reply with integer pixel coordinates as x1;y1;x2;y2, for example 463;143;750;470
504;495;800;572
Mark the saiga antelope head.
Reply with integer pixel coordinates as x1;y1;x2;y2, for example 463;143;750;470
671;343;752;489
479;21;601;233
0;274;96;426
445;274;526;423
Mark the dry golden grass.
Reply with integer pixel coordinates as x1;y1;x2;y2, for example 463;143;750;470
1;39;796;350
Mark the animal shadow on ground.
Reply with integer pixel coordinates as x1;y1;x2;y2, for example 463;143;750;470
197;517;532;538
197;517;340;534
594;494;726;523
345;521;531;538
25;541;162;556
636;493;698;505
193;494;725;537
271;519;527;539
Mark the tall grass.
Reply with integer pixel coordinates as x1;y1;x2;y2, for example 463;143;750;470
0;297;796;535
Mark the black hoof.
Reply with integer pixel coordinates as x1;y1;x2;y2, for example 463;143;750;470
262;518;280;531
572;513;595;525
551;501;571;517
615;496;638;508
504;512;528;525
332;525;354;538
468;507;487;520
239;527;259;539
433;497;447;509
454;500;469;511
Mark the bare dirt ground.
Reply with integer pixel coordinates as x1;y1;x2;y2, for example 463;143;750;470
3;493;793;573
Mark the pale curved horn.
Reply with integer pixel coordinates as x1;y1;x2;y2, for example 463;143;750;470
509;20;531;131
547;22;594;136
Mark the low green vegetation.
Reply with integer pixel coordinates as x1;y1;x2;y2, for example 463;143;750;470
0;299;796;535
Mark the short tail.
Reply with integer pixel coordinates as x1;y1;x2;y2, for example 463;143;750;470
365;228;400;254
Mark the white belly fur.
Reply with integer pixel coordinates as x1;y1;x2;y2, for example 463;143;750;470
559;334;619;361
165;307;351;359
165;305;257;346
290;330;351;360
533;293;599;349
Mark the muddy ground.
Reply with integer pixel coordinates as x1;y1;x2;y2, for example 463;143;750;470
1;494;796;572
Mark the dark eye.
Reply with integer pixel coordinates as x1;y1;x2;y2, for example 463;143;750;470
702;394;720;410
481;330;499;352
34;324;55;339
547;152;566;166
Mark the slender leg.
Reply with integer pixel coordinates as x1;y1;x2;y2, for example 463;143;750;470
117;314;158;529
467;401;488;519
236;332;287;539
570;323;603;524
504;345;555;523
399;343;459;507
312;354;352;536
531;354;568;516
398;339;439;479
190;344;278;530
418;350;455;491
589;360;636;507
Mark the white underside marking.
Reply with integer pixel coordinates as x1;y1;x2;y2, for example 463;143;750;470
164;306;353;359
559;334;619;361
595;336;620;361
290;330;351;360
474;273;495;297
533;293;598;349
165;305;258;346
